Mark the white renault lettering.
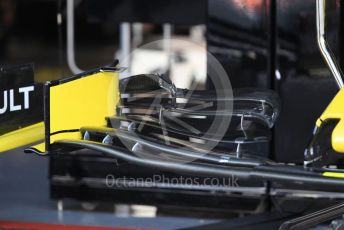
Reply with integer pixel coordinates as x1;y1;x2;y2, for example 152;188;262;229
0;86;34;114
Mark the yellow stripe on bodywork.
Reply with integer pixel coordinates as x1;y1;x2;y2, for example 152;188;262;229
323;172;344;178
29;142;45;153
27;71;119;154
0;122;44;152
317;89;344;153
46;71;118;151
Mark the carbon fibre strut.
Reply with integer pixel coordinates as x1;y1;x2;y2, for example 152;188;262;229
279;202;344;230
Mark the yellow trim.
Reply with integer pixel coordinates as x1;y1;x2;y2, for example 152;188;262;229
46;71;118;151
26;70;119;154
0;122;44;152
30;142;45;153
319;89;344;122
318;88;344;153
323;172;344;178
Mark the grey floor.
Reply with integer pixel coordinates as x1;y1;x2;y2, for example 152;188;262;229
0;147;218;230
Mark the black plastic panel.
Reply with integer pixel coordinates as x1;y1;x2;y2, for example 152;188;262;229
0;64;43;134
